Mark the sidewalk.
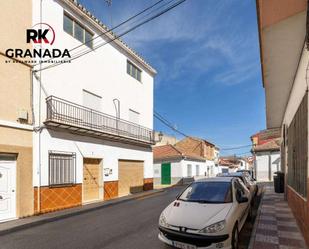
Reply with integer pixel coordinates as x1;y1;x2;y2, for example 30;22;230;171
250;184;308;249
0;189;164;236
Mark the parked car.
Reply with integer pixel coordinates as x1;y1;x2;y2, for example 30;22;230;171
236;169;255;180
158;177;252;249
217;172;258;199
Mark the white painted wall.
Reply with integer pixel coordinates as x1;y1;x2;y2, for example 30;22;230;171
34;129;153;186
182;159;208;178
32;0;154;128
153;159;209;184
32;0;154;187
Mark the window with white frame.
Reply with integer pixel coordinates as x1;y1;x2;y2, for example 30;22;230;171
127;60;142;82
49;151;76;186
63;12;93;48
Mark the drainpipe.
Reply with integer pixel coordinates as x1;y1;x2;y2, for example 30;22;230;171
37;0;43;214
113;98;120;133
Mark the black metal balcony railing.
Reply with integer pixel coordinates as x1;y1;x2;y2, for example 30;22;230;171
45;96;154;144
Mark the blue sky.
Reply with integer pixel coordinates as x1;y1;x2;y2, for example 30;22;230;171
79;0;265;156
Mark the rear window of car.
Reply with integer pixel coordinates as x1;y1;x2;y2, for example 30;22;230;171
178;181;232;203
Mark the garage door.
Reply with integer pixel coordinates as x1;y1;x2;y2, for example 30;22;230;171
118;160;144;197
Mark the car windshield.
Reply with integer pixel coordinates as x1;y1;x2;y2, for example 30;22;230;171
178;181;232;203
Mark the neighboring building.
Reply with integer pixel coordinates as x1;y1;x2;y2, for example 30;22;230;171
31;0;156;213
175;137;217;177
0;1;34;222
256;0;309;244
1;0;156;219
251;129;281;181
153;145;207;185
153;137;218;185
218;156;242;173
154;131;178;147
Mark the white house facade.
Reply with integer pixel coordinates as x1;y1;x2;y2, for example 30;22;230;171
32;0;156;213
153;145;208;185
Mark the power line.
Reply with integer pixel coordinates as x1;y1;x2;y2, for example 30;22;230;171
69;0;168;54
34;0;185;72
220;144;252;151
154;112;189;137
155;110;253;151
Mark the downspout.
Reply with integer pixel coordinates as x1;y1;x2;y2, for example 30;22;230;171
37;0;43;214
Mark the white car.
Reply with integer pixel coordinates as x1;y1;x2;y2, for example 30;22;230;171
158;177;251;249
217;172;257;201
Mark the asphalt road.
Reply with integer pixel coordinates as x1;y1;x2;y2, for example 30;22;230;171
0;185;261;249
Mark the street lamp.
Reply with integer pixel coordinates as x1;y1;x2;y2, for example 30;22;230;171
155;131;164;144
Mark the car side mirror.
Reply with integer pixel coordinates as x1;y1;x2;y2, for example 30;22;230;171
236;189;248;203
238;196;248;203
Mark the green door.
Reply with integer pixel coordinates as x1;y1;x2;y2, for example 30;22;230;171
161;163;171;185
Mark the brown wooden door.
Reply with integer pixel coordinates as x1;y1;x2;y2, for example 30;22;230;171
118;160;144;197
83;158;101;202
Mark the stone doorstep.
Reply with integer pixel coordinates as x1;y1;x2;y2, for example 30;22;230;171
0;189;165;236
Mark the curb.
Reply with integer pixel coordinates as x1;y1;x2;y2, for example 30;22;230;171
248;184;266;249
0;189;165;236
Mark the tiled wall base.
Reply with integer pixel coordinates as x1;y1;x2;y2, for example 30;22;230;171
34;184;82;214
104;181;118;200
143;178;154;191
33;179;154;214
287;186;309;247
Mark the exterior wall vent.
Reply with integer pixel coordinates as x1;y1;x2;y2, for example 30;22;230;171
17;109;28;121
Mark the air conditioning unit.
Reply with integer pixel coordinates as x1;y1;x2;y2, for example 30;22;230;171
17;109;28;121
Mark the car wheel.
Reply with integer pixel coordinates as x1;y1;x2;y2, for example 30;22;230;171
232;224;239;249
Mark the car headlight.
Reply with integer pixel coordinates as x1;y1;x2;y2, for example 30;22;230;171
159;213;169;228
199;220;226;234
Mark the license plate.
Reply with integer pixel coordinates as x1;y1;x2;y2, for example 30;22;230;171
172;241;196;249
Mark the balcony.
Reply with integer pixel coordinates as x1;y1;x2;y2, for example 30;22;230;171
44;96;155;145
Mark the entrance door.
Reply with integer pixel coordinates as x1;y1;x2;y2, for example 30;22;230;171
161;163;171;185
0;160;16;221
83;158;101;203
118;160;144;197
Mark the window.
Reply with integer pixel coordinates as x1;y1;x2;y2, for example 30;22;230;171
178;181;232;203
82;90;102;111
74;22;84;43
129;109;140;124
63;12;93;49
127;61;142;82
196;165;200;176
49;151;76;186
63;14;73;36
187;164;192;177
234;178;247;199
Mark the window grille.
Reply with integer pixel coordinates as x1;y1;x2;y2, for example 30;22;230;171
49;151;76;186
287;93;308;198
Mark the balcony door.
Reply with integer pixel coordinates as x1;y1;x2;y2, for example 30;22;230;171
83;90;102;111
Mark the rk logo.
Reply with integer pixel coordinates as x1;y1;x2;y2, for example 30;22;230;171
26;23;55;45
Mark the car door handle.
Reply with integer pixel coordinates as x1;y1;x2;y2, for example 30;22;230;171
0;196;2;200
